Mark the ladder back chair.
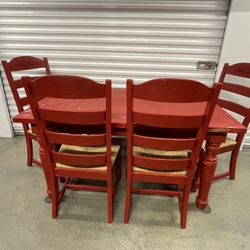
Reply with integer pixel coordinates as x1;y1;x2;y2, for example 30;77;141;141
1;56;51;167
23;75;122;223
192;63;250;191
124;78;222;228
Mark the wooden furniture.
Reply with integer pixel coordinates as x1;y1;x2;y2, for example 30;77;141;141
192;63;250;192
23;75;122;222
123;78;222;228
1;56;51;167
12;88;247;212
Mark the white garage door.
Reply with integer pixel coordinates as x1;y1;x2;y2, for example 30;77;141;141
0;0;230;134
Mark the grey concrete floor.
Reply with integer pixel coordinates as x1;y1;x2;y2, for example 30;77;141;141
0;136;249;250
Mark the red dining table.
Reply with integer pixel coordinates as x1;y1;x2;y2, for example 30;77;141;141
13;88;247;211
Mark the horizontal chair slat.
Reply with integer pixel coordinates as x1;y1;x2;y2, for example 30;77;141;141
38;109;105;125
65;184;107;192
14;76;39;89
14;79;24;89
227;70;250;79
133;155;189;171
133;112;204;128
132;171;186;185
8;57;46;71
55;168;108;180
132;188;181;197
223;82;250;98
45;130;106;147
30;75;105;98
52;151;106;167
218;99;249;117
133;78;212;102
133;134;197;151
20;96;29;107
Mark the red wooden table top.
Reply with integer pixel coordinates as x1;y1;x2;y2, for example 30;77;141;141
13;88;247;134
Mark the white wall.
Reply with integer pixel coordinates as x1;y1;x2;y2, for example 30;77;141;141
216;0;250;147
0;79;13;137
216;0;250;80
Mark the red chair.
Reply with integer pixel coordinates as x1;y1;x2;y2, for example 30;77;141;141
1;56;51;167
124;78;222;228
23;75;122;223
192;63;250;191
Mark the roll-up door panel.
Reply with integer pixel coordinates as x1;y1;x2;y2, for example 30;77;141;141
0;0;230;134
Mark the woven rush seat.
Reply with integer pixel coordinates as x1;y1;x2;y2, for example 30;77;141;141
56;144;120;171
132;146;187;175
202;138;237;150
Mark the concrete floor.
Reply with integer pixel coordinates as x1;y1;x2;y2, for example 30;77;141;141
0;136;249;250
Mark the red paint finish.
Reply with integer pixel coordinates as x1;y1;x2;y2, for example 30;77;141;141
13;87;247;215
23;75;122;223
217;63;250;179
13;88;246;134
192;63;250;195
2;56;51;167
124;78;222;228
13;88;127;128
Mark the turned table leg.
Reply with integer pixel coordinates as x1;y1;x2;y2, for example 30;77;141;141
196;133;226;210
39;145;53;203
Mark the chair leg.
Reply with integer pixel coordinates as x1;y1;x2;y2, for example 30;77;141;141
229;149;239;180
180;185;191;229
107;175;113;223
116;151;122;182
52;177;59;219
191;150;204;192
39;147;53;199
24;132;33;167
124;175;132;224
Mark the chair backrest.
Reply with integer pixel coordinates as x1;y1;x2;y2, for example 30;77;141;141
1;56;51;113
218;63;250;143
23;75;112;171
127;78;222;180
